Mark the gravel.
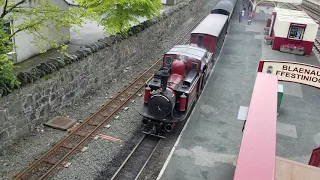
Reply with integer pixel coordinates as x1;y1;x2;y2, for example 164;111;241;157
0;127;66;180
0;0;219;179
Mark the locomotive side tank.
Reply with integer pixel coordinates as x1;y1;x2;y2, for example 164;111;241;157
139;45;212;137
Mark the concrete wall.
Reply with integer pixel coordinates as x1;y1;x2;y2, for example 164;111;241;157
0;0;208;150
13;0;70;63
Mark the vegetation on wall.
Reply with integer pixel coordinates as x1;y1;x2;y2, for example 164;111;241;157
0;0;98;88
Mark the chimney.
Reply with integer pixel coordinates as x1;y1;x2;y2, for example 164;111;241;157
160;68;170;91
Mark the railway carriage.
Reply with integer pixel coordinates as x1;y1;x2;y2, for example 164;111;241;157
190;14;228;60
268;8;319;55
211;0;235;22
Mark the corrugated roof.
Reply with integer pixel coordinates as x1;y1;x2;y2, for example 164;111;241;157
274;8;317;25
166;45;207;60
191;14;228;37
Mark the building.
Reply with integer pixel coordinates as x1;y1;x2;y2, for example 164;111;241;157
2;0;71;63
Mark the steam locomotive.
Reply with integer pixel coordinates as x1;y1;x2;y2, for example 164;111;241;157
138;0;236;137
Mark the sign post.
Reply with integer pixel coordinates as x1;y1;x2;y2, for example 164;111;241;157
277;84;283;115
258;60;320;89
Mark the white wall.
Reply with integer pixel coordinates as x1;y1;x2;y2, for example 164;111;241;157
274;18;319;41
11;0;70;63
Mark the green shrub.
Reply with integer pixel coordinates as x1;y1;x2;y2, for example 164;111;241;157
0;54;20;88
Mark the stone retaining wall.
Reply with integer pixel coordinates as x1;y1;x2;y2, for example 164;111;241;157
0;0;209;149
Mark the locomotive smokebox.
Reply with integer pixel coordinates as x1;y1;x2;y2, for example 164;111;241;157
148;89;176;119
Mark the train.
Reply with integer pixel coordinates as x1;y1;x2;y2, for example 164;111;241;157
138;0;237;138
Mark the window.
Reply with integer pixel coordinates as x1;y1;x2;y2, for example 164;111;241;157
165;56;173;65
28;0;36;7
198;34;203;47
288;26;305;40
191;34;196;40
3;20;17;62
191;62;198;70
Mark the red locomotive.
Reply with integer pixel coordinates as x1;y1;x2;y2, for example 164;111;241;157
138;0;235;137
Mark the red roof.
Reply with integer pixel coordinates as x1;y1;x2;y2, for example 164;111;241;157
234;73;278;180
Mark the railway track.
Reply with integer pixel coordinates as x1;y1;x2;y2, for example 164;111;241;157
110;135;160;180
314;38;320;53
13;7;213;180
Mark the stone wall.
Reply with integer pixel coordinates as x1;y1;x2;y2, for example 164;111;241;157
0;0;209;149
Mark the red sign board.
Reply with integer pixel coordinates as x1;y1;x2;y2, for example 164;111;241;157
290;23;307;28
258;60;320;89
309;147;320;167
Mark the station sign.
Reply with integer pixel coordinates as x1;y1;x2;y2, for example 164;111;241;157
257;60;320;89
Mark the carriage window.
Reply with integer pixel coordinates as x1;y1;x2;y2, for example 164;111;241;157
198;34;203;47
191;62;198;70
191;34;196;40
288;26;305;40
165;56;173;65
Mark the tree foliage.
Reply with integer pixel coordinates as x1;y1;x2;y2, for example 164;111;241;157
0;0;98;87
76;0;163;35
0;0;163;89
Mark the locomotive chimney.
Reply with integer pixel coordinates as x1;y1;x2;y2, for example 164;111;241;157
160;69;170;91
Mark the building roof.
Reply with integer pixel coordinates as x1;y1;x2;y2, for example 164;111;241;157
274;8;317;25
211;0;234;15
274;7;308;17
166;45;207;60
191;14;228;37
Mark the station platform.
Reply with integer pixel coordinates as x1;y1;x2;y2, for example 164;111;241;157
156;5;320;180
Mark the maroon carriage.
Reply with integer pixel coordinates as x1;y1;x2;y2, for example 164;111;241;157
138;45;212;137
190;13;228;60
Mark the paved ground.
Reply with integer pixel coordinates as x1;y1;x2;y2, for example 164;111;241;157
14;5;173;73
157;4;320;180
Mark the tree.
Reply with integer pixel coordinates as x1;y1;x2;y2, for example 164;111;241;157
75;0;163;35
0;0;98;88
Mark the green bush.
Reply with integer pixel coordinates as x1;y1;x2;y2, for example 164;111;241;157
0;54;20;88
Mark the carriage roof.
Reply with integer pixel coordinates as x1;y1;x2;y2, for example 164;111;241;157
191;14;228;37
211;0;234;15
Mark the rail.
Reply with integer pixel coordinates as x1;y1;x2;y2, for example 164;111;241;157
110;135;160;180
13;7;213;180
